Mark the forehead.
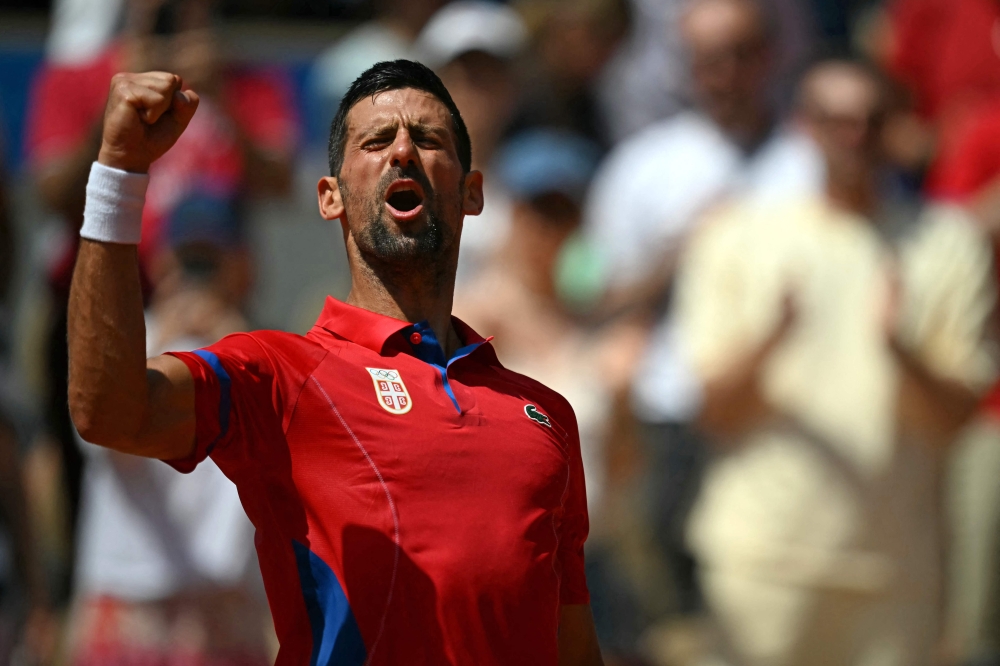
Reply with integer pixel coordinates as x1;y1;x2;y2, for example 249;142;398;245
345;88;454;135
807;68;881;117
682;0;762;50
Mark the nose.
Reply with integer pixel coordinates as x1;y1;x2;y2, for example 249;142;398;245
390;129;419;169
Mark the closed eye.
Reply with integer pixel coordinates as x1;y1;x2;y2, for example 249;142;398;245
362;138;392;150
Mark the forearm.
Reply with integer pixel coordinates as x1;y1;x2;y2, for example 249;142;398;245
698;374;773;440
696;299;795;440
891;339;980;444
68;238;149;447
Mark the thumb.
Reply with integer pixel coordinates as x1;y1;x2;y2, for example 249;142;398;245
170;88;200;133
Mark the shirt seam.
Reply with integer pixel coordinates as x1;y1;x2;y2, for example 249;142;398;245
228;332;331;438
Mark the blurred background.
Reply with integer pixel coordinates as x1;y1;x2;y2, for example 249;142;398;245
3;0;1000;664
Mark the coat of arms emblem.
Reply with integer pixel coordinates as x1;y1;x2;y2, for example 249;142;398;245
366;368;413;414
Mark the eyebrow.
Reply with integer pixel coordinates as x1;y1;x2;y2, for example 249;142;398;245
356;120;452;142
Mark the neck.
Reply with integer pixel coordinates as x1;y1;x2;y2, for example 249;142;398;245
344;239;462;356
719;107;773;151
826;170;879;217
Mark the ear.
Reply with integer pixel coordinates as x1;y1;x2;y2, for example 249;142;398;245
318;176;345;220
462;170;485;216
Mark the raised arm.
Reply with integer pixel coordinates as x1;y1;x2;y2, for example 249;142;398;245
68;72;200;460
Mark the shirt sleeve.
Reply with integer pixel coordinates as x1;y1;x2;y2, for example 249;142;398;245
554;402;590;605
162;333;283;474
673;205;759;380
899;208;999;392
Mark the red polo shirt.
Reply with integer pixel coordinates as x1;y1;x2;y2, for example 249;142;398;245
164;297;590;665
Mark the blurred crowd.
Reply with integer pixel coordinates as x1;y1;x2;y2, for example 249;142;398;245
2;0;1000;664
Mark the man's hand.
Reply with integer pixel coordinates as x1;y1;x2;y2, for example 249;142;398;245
698;295;797;440
98;72;199;174
881;262;980;446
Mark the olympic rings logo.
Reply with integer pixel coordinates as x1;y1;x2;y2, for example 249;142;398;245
368;369;399;381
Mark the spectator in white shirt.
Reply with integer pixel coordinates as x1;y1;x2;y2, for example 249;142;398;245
580;0;824;619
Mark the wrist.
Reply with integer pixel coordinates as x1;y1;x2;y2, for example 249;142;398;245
97;144;151;175
80;162;149;245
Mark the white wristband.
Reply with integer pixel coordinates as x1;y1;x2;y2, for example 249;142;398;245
80;162;149;245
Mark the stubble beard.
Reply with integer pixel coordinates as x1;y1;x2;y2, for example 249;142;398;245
343;168;459;282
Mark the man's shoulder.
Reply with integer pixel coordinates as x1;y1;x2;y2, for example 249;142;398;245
607;111;728;165
681;195;829;271
913;202;982;243
904;203;990;272
206;329;329;376
585;112;738;229
485;364;579;435
695;195;814;237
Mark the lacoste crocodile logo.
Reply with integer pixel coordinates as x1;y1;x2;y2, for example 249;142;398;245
524;404;552;428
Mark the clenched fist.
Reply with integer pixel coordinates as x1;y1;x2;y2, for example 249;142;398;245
97;72;200;174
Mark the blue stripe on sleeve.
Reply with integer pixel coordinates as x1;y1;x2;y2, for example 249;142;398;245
193;349;231;455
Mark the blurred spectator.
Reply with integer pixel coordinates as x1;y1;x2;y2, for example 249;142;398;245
928;27;1000;656
513;0;630;150
675;59;996;665
308;0;444;144
581;0;823;627
0;156;54;664
417;1;527;169
0;412;50;665
807;0;882;53
876;0;1000;177
68;195;270;666
596;0;815;142
585;0;823;318
45;0;124;65
596;0;688;141
415;1;528;282
885;0;1000;135
25;0;297;599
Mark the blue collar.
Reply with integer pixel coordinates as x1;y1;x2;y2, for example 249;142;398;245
405;320;485;369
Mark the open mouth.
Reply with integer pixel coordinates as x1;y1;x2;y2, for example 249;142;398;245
385;179;426;219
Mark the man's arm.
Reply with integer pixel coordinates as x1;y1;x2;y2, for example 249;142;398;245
891;338;981;445
558;604;604;666
698;298;795;441
67;71;200;460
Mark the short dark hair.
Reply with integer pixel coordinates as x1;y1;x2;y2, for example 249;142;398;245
327;59;473;176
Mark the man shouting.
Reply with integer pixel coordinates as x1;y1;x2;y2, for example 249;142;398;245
67;61;603;665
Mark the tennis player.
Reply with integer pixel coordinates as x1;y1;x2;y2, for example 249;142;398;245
66;60;603;665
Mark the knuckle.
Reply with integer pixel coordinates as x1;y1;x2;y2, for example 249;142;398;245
110;72;134;87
